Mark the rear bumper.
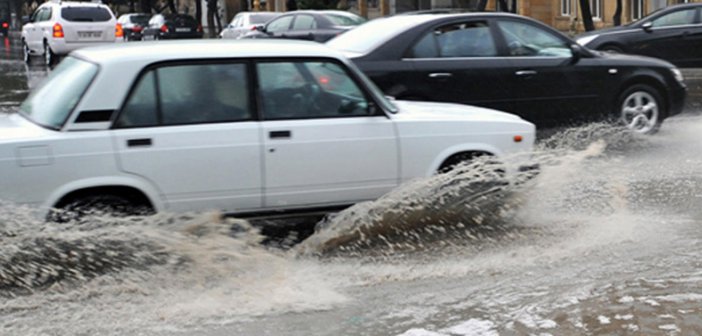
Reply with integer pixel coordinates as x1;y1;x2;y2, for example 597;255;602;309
667;85;687;117
158;31;203;39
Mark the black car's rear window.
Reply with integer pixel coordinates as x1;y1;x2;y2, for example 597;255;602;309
130;14;151;25
250;13;278;24
62;7;112;22
168;15;197;26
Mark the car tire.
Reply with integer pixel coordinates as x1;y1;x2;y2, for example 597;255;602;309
48;194;153;223
22;41;31;64
44;41;56;68
615;84;664;134
438;152;504;176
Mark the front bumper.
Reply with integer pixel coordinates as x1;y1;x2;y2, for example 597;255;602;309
667;85;687;117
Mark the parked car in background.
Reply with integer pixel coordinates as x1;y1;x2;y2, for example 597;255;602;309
220;11;280;39
21;1;122;66
0;2;10;37
0;40;534;219
327;12;687;134
142;13;202;40
241;10;365;42
576;3;702;68
117;13;151;41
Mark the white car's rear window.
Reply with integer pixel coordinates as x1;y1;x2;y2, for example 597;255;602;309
20;57;98;129
62;7;112;22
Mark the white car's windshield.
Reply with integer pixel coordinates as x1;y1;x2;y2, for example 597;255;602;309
20;57;98;129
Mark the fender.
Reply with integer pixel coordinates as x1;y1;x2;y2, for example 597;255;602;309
40;175;166;217
426;143;504;177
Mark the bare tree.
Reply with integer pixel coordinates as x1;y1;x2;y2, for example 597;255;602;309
195;0;202;27
206;0;222;38
613;0;622;26
579;0;595;32
496;0;507;11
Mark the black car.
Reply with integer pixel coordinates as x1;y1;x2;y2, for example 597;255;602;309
577;3;702;68
241;10;365;43
142;13;203;40
327;13;687;133
117;13;151;41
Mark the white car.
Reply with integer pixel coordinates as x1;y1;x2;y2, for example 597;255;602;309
0;40;535;219
21;0;122;67
219;11;280;39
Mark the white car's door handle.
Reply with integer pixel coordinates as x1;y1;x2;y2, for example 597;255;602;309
428;73;453;78
127;138;152;147
515;70;537;76
269;130;291;139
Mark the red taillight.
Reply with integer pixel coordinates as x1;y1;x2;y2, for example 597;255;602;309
197;24;203;33
52;23;64;38
115;23;124;38
1;22;8;28
249;25;257;31
132;25;142;33
160;24;168;33
513;135;523;143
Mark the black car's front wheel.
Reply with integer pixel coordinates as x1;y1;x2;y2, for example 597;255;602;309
616;84;664;134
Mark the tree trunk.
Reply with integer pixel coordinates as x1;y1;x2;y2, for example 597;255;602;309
140;0;151;13
496;0;508;11
613;0;622;26
510;0;516;13
167;0;177;13
579;0;595;32
195;0;202;27
476;0;487;11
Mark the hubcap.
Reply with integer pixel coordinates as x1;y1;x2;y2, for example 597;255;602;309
621;91;658;133
44;45;51;66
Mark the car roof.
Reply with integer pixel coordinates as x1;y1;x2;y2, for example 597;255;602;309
45;1;106;7
72;39;347;64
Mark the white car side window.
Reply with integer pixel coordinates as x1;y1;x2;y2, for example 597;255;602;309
116;63;252;128
257;61;370;120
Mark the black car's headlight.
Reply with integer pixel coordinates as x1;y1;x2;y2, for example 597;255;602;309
576;34;599;46
671;68;684;83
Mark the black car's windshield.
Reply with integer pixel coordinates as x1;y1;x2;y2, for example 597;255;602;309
20;57;98;130
325;13;366;26
327;15;434;55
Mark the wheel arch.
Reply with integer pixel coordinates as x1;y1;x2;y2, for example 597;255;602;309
427;144;502;176
614;75;669;118
42;177;164;217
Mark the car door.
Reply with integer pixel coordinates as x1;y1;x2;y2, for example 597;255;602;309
264;14;294;38
285;14;319;41
112;61;263;213
633;7;701;66
400;19;514;113
256;59;399;208
493;18;600;126
26;7;48;52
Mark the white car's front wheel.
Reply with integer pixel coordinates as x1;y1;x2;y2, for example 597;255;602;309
22;41;31;64
617;84;664;134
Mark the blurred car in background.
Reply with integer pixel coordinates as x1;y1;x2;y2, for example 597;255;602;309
117;13;151;41
21;1;122;66
220;11;280;39
241;10;365;42
576;3;702;68
142;13;202;40
0;2;10;37
327;12;687;134
1;40;534;219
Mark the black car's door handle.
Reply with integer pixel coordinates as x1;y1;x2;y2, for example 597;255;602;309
269;130;291;139
428;73;453;79
127;138;152;147
515;70;538;77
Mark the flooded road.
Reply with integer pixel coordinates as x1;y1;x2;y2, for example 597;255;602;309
2;36;702;335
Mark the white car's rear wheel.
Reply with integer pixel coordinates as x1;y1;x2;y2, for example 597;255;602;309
44;42;56;67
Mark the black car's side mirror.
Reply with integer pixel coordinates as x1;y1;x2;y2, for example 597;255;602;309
569;43;584;64
642;22;653;32
254;24;265;32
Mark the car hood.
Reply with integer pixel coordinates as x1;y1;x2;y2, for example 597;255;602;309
594;49;675;67
392;100;530;124
0;113;52;143
576;25;637;39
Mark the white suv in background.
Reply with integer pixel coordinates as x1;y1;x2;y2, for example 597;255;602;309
21;1;122;66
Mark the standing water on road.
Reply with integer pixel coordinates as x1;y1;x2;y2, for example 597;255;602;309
3;120;702;335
